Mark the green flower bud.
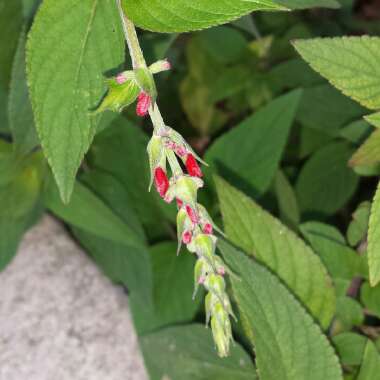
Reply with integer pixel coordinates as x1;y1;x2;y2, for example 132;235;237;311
193;257;213;299
211;302;233;357
190;233;216;261
164;175;203;205
149;59;171;74
205;273;226;298
197;203;224;236
176;207;193;254
134;67;157;101
147;135;166;190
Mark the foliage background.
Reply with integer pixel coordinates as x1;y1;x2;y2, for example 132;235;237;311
1;0;380;379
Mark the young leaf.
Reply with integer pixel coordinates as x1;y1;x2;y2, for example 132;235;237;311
334;297;364;334
218;240;343;380
206;90;302;197
215;176;336;328
9;29;39;156
368;180;380;286
350;130;380;167
357;341;380;380
347;201;371;247
293;37;380;110
332;332;367;366
141;324;257;380
365;112;380;128
296;142;359;216
360;282;380;319
27;0;125;203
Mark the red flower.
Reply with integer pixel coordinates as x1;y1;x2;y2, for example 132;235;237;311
176;198;183;208
182;231;192;244
203;223;213;235
154;167;169;198
186;154;202;177
136;92;151;117
186;205;199;224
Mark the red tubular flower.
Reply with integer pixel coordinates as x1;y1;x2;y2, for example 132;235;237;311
154;167;169;198
182;231;192;244
136;92;151;117
186;154;202;177
203;223;213;235
176;198;183;208
186;205;199;224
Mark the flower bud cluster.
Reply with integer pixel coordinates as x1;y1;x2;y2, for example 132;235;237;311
147;126;235;357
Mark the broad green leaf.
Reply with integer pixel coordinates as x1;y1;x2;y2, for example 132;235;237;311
347;201;370;247
141;324;256;380
9;29;39;156
293;37;380;110
296;85;366;135
368;180;380;286
296;142;359;216
122;0;283;33
150;242;201;326
300;222;366;294
0;151;45;271
27;0;125;203
339;120;372;145
360;282;380;318
215;177;336;328
218;240;342;380
206;90;302;197
333;332;367;366
122;0;339;33
44;179;144;250
357;341;380;380
350;130;380;167
274;169;300;229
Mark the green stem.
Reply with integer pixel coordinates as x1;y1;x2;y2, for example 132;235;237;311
116;0;146;68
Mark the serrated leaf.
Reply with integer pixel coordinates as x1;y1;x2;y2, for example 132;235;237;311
296;142;359;216
357;341;380;380
368;180;380;286
27;0;124;203
122;0;283;33
44;178;144;250
206;90;302;197
218;239;343;380
350;130;380;167
365;112;380;128
9;28;39;156
96;78;140;114
141;324;256;380
215;176;336;328
293;37;380;110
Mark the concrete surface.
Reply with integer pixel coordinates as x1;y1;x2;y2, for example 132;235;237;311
0;215;148;380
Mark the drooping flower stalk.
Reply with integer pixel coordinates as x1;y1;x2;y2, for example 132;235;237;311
112;0;235;357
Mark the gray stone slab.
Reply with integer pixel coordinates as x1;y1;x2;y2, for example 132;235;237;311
0;215;148;380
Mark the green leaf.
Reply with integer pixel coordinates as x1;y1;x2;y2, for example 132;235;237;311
333;332;367;366
293;37;380;110
27;0;125;203
150;242;201;326
296;142;359;216
334;297;364;334
122;0;284;33
357;341;380;380
350;130;380;167
274;169;300;229
9;28;39;156
95;78;140;114
218;240;342;380
296;85;366;136
0;151;45;271
215;176;336;328
360;281;380;318
347;201;371;247
44;178;144;250
141;324;256;380
300;222;366;293
365;112;380;128
368;180;380;286
206;90;302;197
